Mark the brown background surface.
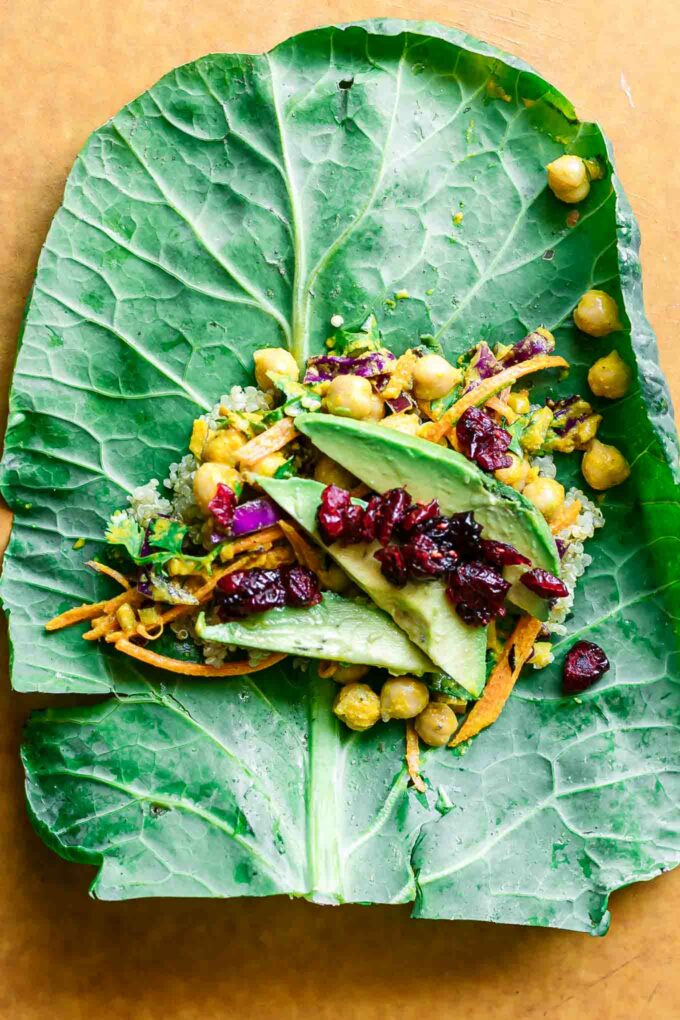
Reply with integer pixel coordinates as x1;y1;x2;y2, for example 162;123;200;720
1;2;679;1017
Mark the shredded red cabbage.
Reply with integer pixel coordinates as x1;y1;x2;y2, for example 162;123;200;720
501;330;555;367
304;351;395;384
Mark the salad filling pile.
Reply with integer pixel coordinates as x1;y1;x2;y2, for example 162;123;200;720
47;284;626;784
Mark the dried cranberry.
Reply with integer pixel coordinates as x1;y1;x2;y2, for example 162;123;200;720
375;488;412;546
374;545;409;587
563;640;610;694
282;565;322;607
341;503;364;543
555;538;568;559
217;564;322;616
456;406;513;472
360;495;381;543
446;560;510;627
521;568;569;600
317;484;352;544
217;567;286;616
421;511;481;560
402;533;458;578
480;539;530;568
208;483;237;531
399;499;440;538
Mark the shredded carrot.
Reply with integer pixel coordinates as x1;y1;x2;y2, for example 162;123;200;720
485;395;517;424
86;559;130;589
428;355;569;441
449;615;543;747
405;721;426;793
45;589;140;631
219;525;283;561
137;622;164;642
417;400;435;421
237;417;298;467
279;520;325;574
83;617;118;640
550;500;582;536
114;638;286;676
317;660;338;679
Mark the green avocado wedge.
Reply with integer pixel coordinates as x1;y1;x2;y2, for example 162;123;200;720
195;593;436;675
259;476;487;696
296;413;560;620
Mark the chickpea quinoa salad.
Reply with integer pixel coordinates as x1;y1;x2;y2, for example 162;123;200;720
44;155;635;789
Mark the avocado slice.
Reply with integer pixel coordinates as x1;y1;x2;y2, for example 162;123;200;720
195;593;435;675
295;413;560;621
258;477;487;696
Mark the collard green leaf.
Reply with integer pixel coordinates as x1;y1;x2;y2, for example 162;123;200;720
23;668;434;904
3;20;679;931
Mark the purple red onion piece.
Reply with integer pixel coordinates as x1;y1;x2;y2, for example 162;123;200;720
385;393;416;414
231;498;282;537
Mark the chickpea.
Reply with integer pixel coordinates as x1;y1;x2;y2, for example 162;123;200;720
414;702;458;747
581;439;630;490
253;348;299;392
314;454;357;489
250;452;287;478
365;391;386;421
380;677;429;721
203;428;246;466
326;375;378;420
588;350;632;400
334;663;370;684
333;683;381;731
507;389;530;415
523;476;565;521
520;406;554;453
193;462;242;514
495;452;531;490
381;412;421;436
412;354;461;401
573;290;621;337
546;155;591;203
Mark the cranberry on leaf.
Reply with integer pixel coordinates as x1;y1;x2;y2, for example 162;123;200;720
563;640;610;694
